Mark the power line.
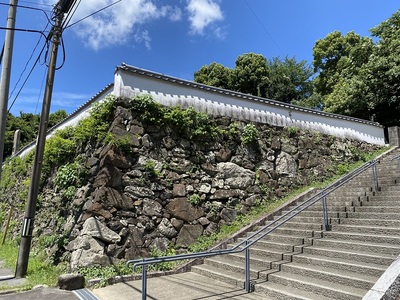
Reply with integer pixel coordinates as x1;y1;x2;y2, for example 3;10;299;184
8;22;50;103
7;42;48;112
0;2;52;18
64;0;122;29
242;0;282;53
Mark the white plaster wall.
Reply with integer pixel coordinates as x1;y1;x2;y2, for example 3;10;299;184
114;68;385;145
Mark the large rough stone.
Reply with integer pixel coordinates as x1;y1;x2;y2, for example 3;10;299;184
209;189;247;200
217;162;255;188
142;199;163;216
66;235;104;253
220;208;237;222
176;224;203;247
82;201;112;220
157;218;178;238
58;273;85;290
93;166;122;188
99;145;131;169
276;151;297;177
70;249;111;271
81;217;121;243
93;187;134;210
166;198;205;222
124;186;154;198
172;184;186;197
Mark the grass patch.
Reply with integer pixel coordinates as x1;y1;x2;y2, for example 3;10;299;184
0;237;67;291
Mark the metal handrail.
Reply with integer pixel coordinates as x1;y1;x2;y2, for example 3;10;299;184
391;154;400;171
127;159;380;300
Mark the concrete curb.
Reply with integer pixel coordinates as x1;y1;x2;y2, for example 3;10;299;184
362;254;400;300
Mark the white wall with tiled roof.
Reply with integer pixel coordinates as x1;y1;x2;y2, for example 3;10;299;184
114;63;385;145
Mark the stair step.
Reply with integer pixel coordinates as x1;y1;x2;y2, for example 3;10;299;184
191;264;247;288
279;261;376;290
312;238;400;255
323;230;400;245
266;271;366;299
221;251;284;270
293;253;387;277
340;218;400;227
302;245;396;265
332;223;400;235
354;206;400;213
238;237;298;252
255;281;333;300
268;221;323;231
346;211;400;221
259;233;312;245
202;256;264;278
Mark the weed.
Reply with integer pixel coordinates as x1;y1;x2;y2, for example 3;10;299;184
188;194;201;206
287;126;298;136
241;124;259;144
143;160;161;178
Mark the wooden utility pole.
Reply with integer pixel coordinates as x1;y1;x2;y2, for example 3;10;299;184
0;0;18;170
15;0;75;278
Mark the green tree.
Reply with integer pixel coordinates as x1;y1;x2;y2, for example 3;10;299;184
193;53;313;104
49;109;68;128
231;53;269;96
313;10;400;126
313;31;373;97
363;10;400;126
2;109;70;160
194;62;232;89
265;56;314;103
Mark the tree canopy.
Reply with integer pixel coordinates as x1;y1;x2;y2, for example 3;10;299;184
194;53;314;104
3;109;68;160
312;10;400;126
194;9;400;128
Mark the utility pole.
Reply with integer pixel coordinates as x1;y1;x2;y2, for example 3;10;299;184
15;0;74;278
0;0;18;173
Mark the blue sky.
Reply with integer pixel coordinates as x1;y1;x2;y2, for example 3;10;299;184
0;0;399;115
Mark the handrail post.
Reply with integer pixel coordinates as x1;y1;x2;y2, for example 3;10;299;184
372;161;379;193
321;190;330;231
245;240;251;293
142;265;147;300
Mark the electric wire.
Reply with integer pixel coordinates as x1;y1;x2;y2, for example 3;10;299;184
0;2;52;22
61;0;80;29
242;0;282;52
64;0;122;29
7;42;47;112
34;64;47;114
8;21;51;101
6;0;123;111
7;47;48;112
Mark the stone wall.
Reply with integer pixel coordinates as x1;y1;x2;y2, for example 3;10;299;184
12;99;381;271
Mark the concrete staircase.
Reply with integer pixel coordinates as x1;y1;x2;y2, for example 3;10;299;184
191;148;400;299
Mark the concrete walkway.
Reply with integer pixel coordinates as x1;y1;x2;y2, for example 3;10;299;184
1;259;265;300
93;272;266;300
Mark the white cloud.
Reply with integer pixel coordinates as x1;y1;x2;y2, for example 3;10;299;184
41;0;224;50
44;0;182;50
134;30;152;50
186;0;224;35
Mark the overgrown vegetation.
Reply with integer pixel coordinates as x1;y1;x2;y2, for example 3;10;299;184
0;238;67;290
241;124;259;144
